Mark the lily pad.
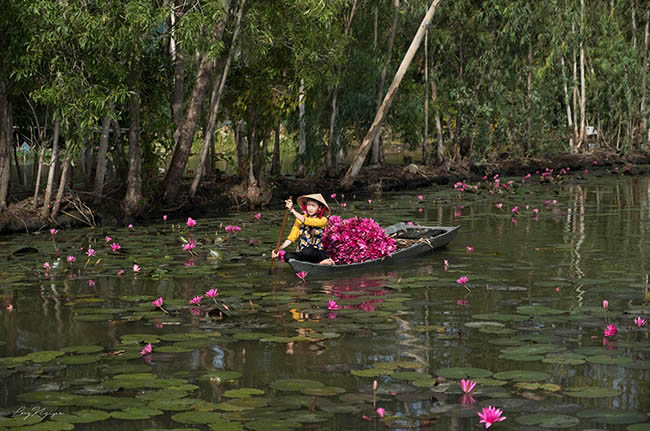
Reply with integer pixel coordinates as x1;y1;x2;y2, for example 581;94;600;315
51;409;110;423
517;305;566;316
493;370;551;382
110;407;164;420
436;367;493;379
516;413;580;428
577;409;648;425
223;388;265;398
542;353;586;365
564;386;622;398
301;386;346;396
586;355;634;365
60;345;104;354
197;370;242;383
171;411;227;424
59;355;102;365
351;368;388;377
270;379;325;391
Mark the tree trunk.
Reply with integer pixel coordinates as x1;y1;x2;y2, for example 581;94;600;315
579;0;587;149
94;111;112;203
163;54;215;203
0;79;10;212
32;145;45;209
171;0;184;147
372;0;400;165
642;10;649;147
190;0;244;199
41;117;60;217
296;78;306;177
572;21;579;153
632;0;638;50
235;120;247;179
423;27;429;164
340;0;443;189
432;81;444;163
561;57;573;127
121;84;144;217
271;118;281;176
525;43;533;155
327;85;339;176
12;137;22;186
373;2;379;50
50;144;72;220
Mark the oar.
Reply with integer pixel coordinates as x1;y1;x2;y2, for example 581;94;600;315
270;196;291;274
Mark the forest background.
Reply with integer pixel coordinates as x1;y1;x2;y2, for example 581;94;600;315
1;0;649;228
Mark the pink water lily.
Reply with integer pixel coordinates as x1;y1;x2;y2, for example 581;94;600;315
417;195;423;200
511;206;519;214
376;407;385;418
604;323;617;337
296;271;308;281
495;203;503;209
322;216;395;264
183;239;196;251
190;308;202;316
478;406;506;428
456;276;468;285
368;199;372;204
152;297;168;313
254;212;261;220
189;295;203;305
224;225;242;233
634;316;647;328
278;249;286;262
205;288;218;298
128;224;134;229
466;246;474;253
133;264;141;273
110;242;121;252
163;215;168;221
331;193;337;199
88;280;96;287
87;248;96;257
50;228;58;235
43;262;51;270
66;255;76;263
328;300;340;311
603;300;608;309
117;269;125;276
533;208;539;214
140;343;152;356
460;379;477;393
187;217;196;227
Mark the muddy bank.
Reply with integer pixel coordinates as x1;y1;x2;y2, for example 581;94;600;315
2;151;649;235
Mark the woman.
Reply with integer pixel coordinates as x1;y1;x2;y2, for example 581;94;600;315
271;194;334;265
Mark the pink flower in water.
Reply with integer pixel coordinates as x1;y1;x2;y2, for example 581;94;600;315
190;308;202;316
140;343;152;356
376;408;385;418
205;288;218;298
461;394;476;405
460;379;477;393
533;208;539;214
341;202;347;208
466;246;474;253
128;224;134;229
50;228;58;235
602;300;608;309
187;217;196;227
368;199;372;204
87;248;96;257
407;221;414;226
184;259;195;267
66;255;76;263
296;271;308;281
278;249;286;262
524;173;531;180
43;262;51;270
225;225;242;233
117;269;125;276
331;193;337;199
457;298;468;306
152;297;164;308
635;316;647;328
604;323;617;337
444;259;449;269
511;206;519;214
105;236;112;243
593;160;599;165
373;380;378;391
328;300;340;310
163;215;168;221
495;203;503;209
478;406;506;429
133;264;141;273
456;276;468;285
110;242;121;252
417;195;423;200
88;279;96;287
254;212;261;220
189;295;203;305
183;239;196;251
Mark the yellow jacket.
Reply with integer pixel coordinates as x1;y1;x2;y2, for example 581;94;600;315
287;216;328;251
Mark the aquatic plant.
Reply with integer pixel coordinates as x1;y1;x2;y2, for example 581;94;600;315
140;343;152;356
152;297;168;314
376;407;385;418
604;323;617;337
634;316;647;328
323;216;396;264
187;217;196;228
478;406;506;428
328;300;340;311
296;271;308;281
189;296;203;305
460;379;476;393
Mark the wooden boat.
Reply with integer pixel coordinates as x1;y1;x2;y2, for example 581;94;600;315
287;223;460;276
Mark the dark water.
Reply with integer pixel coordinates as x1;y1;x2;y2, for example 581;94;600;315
1;170;650;430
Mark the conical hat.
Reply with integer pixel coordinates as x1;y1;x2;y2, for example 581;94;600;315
297;193;330;216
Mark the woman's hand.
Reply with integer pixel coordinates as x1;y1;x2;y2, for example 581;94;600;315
285;198;293;210
271;249;279;259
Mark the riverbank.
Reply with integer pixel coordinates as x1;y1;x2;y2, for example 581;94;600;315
2;150;650;234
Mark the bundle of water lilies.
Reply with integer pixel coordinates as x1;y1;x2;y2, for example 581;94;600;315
323;216;396;264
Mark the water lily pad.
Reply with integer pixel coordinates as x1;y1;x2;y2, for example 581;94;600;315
465;321;505;329
577;408;648;424
223;388;265;398
516;305;566;315
51;409;110;423
137;390;190;401
0;414;44;427
149;398;216;411
493;370;551;382
498;353;546;362
23;350;66;363
59;355;102;365
60;345;104;354
587;355;634;365
71;395;147;409
338;393;374;404
291;411;332;423
233;332;271;340
171;411;226;424
390;371;432;381
301;386;346;396
516;413;580;428
351;368;388;377
627;424;650;431
110;407;164;420
197;370;242;383
17;391;81;406
270;379;325;391
436;367;493;379
207;420;244;431
542;353;586;365
501;344;566;356
472;313;527;321
15;421;74;430
564;386;622;398
242;419;300;430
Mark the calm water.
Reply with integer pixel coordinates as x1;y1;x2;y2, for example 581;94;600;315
1;170;650;430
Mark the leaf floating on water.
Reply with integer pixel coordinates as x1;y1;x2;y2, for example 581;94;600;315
515;413;580;428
